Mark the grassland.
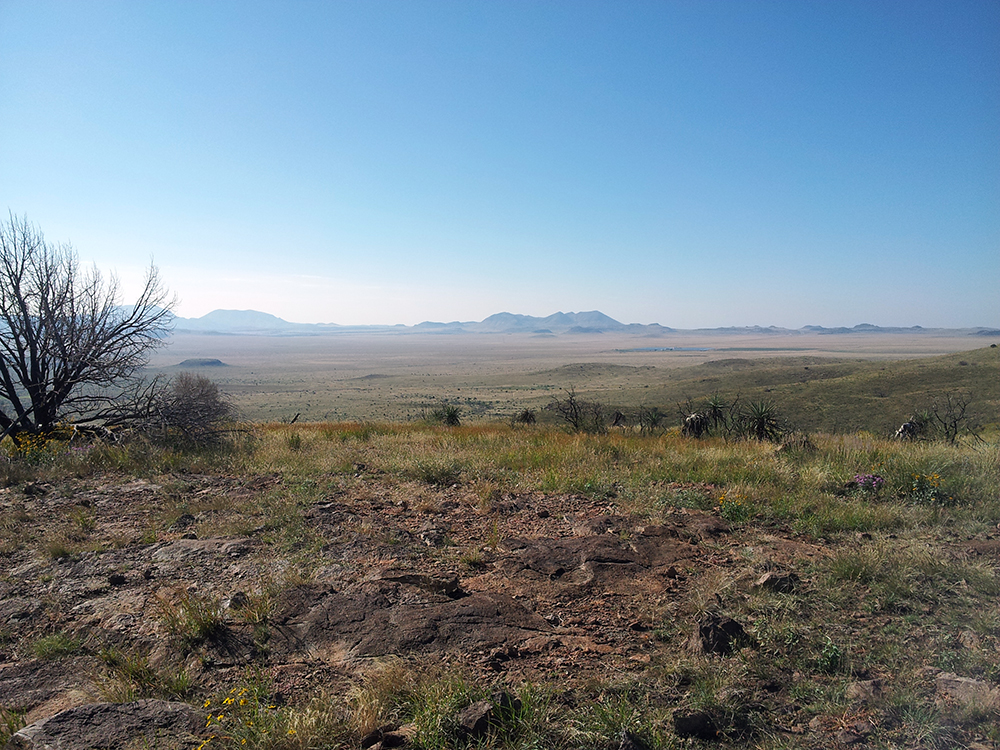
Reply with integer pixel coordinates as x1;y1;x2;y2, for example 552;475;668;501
2;413;999;748
1;334;998;748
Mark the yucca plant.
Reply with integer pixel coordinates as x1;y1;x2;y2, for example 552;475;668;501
739;400;784;442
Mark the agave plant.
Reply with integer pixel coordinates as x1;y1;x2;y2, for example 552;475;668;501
429;403;461;426
704;393;731;434
740;400;784;442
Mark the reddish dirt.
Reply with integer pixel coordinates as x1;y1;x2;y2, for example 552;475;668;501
0;472;826;722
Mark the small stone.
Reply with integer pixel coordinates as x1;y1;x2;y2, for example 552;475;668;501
360;724;398;749
107;573;127;587
619;730;651;750
418;528;447;547
228;591;249;610
808;715;835;732
673;710;718;740
382;724;416;747
835;728;864;744
487;645;518;671
958;630;981;650
753;571;800;593
457;700;495;738
845;679;883;704
851;719;874;736
689;614;756;655
170;513;196;529
936;672;1000;710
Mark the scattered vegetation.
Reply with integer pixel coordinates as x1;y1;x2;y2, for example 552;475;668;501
0;708;26;747
0;348;997;748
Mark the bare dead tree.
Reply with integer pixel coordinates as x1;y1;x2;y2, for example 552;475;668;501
546;388;607;433
549;388;585;432
0;214;174;443
928;391;979;445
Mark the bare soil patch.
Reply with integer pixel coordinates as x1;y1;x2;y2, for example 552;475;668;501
0;471;822;715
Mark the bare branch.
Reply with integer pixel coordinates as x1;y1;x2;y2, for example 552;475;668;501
0;213;175;438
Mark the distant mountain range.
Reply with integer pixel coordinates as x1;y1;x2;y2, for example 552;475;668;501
170;310;998;337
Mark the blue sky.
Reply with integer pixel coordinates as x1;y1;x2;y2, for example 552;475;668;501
2;1;997;328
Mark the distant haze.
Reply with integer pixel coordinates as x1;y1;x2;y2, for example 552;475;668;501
171;309;999;337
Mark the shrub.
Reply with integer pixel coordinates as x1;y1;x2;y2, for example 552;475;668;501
428;403;461;426
98;647;192;701
637;405;666;434
158;588;226;647
546;389;608;434
409;460;462;487
853;473;885;498
152;373;237;448
909;472;954;505
717;490;752;524
1;708;26;747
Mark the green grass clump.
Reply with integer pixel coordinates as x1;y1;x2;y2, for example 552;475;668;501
158;589;227;648
98;647;192;701
30;632;81;660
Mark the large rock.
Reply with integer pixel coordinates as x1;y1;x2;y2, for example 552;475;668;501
502;525;699;588
673;709;719;740
6;700;206;750
0;659;92;716
150;537;250;563
269;581;551;660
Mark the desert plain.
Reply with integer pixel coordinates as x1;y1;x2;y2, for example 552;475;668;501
147;328;998;430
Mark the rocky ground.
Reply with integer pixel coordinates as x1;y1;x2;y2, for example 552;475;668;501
1;471;998;749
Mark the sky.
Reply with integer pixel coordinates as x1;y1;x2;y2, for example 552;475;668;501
1;1;998;329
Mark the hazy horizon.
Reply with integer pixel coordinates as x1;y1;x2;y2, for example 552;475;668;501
3;1;998;329
170;306;996;332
